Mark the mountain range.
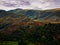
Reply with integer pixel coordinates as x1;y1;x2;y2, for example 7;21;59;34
0;8;60;34
0;8;60;22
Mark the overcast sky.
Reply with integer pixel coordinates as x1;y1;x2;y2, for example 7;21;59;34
0;0;60;10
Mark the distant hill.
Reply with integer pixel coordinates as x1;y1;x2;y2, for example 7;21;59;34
0;10;30;24
0;9;30;31
8;9;41;19
0;10;11;17
43;8;60;22
0;8;60;22
8;8;60;22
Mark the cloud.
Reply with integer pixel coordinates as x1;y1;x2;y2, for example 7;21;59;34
0;0;60;10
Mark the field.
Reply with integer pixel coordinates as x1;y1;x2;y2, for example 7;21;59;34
0;41;18;45
0;41;35;45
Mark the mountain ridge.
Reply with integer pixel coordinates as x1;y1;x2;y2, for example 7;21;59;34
8;8;60;22
0;8;60;22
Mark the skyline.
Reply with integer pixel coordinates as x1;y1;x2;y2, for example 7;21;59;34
0;0;60;10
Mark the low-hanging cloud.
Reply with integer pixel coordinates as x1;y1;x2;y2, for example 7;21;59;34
0;0;60;10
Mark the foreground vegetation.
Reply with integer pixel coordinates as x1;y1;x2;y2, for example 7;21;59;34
0;41;18;45
0;21;60;45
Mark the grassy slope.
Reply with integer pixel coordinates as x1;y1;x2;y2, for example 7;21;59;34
0;41;18;45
